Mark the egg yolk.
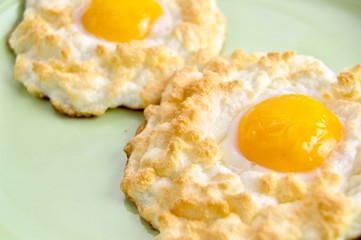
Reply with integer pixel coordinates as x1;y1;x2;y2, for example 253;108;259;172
81;0;163;42
238;94;342;173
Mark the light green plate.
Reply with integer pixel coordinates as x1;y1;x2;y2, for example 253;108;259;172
0;0;360;239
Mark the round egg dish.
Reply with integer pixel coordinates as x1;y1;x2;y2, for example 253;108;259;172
121;50;361;240
9;0;226;117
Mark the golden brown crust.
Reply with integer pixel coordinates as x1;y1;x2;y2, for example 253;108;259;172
9;0;226;117
335;64;361;99
121;49;361;239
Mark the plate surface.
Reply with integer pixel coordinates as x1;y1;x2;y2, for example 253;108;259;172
0;0;360;239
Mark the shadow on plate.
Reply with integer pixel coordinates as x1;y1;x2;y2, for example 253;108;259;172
124;197;159;237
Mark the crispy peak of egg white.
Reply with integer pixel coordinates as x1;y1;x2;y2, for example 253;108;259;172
121;49;361;240
8;0;226;117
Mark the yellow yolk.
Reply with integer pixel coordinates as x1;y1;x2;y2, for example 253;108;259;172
238;94;342;173
81;0;163;42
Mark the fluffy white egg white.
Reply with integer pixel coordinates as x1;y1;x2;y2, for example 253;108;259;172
122;50;361;239
9;0;226;117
